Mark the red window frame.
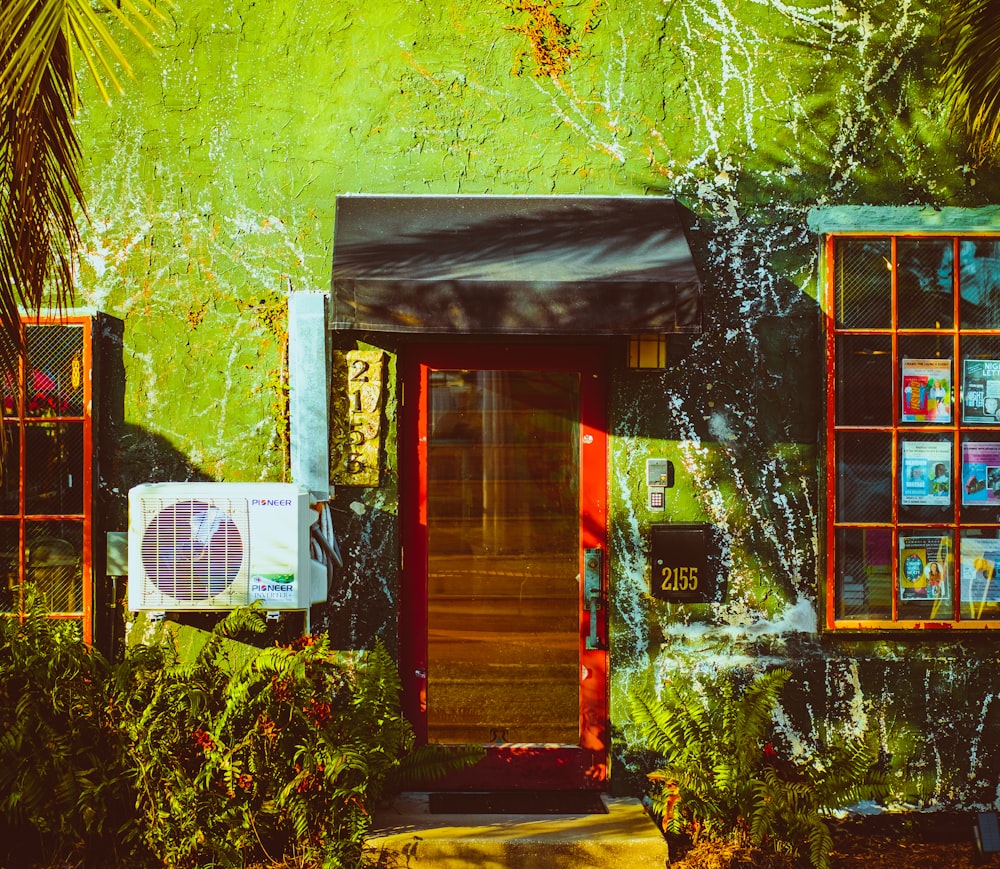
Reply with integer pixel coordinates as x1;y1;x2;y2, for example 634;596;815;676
825;233;1000;630
2;316;95;642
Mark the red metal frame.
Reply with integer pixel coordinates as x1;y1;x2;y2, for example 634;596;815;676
400;342;609;789
826;234;1000;630
6;316;94;642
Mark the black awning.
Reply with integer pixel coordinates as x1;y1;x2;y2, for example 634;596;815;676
330;195;702;335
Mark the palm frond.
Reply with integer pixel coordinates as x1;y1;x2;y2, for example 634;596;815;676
940;0;1000;164
0;0;162;375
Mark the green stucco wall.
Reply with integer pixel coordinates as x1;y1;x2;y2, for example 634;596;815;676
75;0;1000;806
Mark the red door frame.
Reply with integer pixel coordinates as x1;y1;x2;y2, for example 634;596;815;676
400;342;609;790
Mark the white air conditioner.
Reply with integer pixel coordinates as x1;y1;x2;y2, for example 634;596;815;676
127;482;327;613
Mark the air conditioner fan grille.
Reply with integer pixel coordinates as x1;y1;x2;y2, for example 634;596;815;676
140;499;247;603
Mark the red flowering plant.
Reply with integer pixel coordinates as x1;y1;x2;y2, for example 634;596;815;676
125;606;436;869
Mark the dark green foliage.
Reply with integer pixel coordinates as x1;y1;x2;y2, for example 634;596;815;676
0;597;137;867
629;668;891;869
126;607;479;868
0;603;479;868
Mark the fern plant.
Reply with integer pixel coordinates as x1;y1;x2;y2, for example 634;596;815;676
125;606;480;869
629;668;890;869
0;594;137;868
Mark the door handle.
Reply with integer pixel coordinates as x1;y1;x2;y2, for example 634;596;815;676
583;547;604;651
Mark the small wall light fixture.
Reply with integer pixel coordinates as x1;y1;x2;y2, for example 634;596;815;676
628;333;668;369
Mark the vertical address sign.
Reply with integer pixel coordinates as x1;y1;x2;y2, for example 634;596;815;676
334;349;385;487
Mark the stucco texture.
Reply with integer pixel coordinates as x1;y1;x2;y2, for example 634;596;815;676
74;0;1000;805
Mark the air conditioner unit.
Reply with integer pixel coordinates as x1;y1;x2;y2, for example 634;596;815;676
127;482;326;613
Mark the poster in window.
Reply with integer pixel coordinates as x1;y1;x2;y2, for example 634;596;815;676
899;534;952;600
901;358;952;423
900;441;951;506
960;538;1000;604
962;359;1000;423
961;442;1000;504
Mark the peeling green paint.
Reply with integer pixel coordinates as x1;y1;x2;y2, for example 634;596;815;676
74;0;1000;807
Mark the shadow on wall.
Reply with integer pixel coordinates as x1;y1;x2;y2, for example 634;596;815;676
318;493;399;657
97;316;212;533
612;204;821;609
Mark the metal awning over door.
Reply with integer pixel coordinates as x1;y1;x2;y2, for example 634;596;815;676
330;195;702;335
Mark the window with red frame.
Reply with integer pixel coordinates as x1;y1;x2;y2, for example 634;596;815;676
0;319;93;642
826;234;1000;629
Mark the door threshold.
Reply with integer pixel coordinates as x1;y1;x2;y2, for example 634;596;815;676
428;790;608;815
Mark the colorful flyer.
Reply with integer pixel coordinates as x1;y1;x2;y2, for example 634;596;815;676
962;359;1000;423
900;441;951;506
898;534;952;601
961;442;1000;504
901;358;952;423
960;538;1000;605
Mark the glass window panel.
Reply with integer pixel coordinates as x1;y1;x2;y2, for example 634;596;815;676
25;521;83;615
958;434;1000;524
959;530;1000;621
25;325;85;418
960;338;1000;424
24;422;83;515
837;431;892;523
898;336;954;426
836;527;892;619
958;239;1000;328
834;238;892;328
0;425;18;515
426;369;580;745
897;238;954;329
898;435;954;524
835;334;892;426
897;529;954;621
0;522;17;614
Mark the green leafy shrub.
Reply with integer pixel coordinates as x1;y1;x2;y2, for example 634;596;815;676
629;667;890;869
0;599;137;868
0;602;478;868
126;607;478;869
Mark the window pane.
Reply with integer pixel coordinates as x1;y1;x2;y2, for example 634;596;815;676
837;431;891;522
25;325;85;418
26;521;83;615
426;369;581;745
898;435;953;524
836;527;892;619
0;522;17;613
898;336;954;426
958;239;1000;328
897;238;954;329
0;425;18;515
960;530;1000;621
25;422;83;515
897;530;953;621
834;238;892;328
959;435;1000;523
836;335;892;426
960;338;1000;424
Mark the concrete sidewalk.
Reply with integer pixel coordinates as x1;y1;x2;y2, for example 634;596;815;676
365;792;671;869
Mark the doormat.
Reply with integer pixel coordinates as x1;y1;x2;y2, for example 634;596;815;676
428;791;608;815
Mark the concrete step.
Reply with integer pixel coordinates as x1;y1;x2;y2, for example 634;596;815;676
365;792;670;869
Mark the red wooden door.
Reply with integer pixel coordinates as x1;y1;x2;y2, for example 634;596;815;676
401;344;608;790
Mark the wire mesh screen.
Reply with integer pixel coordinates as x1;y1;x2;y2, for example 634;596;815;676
896;238;954;329
26;521;83;614
834;238;892;328
24;325;85;417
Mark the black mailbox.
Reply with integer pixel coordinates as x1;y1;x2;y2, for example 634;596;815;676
649;524;723;603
